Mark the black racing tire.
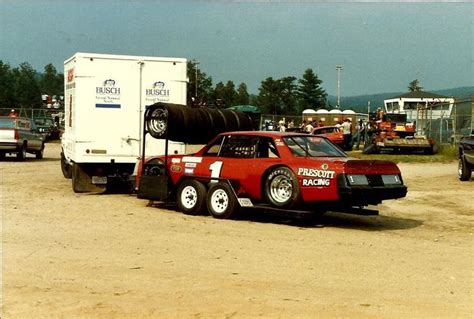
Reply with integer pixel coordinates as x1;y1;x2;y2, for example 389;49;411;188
206;182;239;219
458;155;472;181
177;179;207;215
16;145;26;161
61;151;73;179
263;167;301;208
35;143;45;159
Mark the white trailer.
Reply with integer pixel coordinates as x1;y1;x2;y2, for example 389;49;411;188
61;52;187;192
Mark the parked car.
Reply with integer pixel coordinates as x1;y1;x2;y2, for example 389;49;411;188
34;117;60;141
136;131;407;219
0;116;45;160
458;129;474;181
311;126;345;150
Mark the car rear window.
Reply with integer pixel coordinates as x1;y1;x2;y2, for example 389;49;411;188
0;118;15;128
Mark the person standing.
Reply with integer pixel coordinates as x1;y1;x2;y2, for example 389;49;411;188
341;118;352;151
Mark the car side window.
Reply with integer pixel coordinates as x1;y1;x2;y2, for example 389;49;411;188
219;136;257;158
256;137;279;158
203;136;224;157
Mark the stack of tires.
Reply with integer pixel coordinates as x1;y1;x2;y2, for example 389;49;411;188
145;103;254;144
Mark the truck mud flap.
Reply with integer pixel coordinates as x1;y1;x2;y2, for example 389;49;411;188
137;175;169;201
72;164;106;194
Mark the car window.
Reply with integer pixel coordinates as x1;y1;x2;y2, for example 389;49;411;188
219;135;257;158
0;118;15;128
203;136;224;157
256;137;279;158
284;136;346;157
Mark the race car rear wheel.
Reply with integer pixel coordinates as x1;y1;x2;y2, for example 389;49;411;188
264;167;301;208
177;179;207;215
206;182;239;219
458;155;472;181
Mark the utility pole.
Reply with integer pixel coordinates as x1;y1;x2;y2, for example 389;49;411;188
336;65;343;109
194;60;200;100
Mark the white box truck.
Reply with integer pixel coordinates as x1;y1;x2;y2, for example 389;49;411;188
61;52;187;193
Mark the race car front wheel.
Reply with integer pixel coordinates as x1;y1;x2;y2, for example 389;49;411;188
206;182;239;219
177;179;207;215
264;167;301;208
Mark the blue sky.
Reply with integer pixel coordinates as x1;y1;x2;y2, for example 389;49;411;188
1;1;472;96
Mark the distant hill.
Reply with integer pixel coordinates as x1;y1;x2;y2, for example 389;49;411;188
328;86;474;113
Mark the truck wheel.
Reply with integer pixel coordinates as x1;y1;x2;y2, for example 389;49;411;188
61;151;73;179
35;144;45;159
458;155;472;181
16;146;26;161
177;179;207;215
264;167;300;208
206;182;239;219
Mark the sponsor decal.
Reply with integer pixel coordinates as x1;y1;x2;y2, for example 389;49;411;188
185;162;197;168
96;79;121;108
67;68;74;82
297;167;335;187
302;178;330;187
171;158;181;164
145;81;171;103
182;156;202;163
170;165;182;173
184;168;194;174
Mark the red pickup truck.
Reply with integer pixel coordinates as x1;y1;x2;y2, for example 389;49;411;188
0;116;45;160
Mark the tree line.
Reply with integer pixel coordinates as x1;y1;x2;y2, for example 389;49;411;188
0;61;63;109
0;59;329;116
187;60;328;115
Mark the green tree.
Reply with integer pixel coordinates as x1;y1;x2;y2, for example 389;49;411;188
223;81;237;107
235;83;250;105
187;60;213;106
408;79;423;92
40;63;63;96
297;68;327;112
258;77;282;115
0;61;17;108
279;76;298;115
14;62;42;108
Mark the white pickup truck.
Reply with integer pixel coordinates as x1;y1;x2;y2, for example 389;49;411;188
0;116;45;160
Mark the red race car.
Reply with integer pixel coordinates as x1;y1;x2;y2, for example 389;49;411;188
311;126;345;150
136;131;407;219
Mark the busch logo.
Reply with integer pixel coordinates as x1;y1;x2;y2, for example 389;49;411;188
146;81;170;98
96;79;121;95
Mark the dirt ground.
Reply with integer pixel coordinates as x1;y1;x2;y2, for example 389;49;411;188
1;142;473;318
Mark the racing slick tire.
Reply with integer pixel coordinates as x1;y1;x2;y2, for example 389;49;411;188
61;151;72;179
35;143;45;159
206;182;239;219
264;166;301;208
458;155;472;181
177;179;207;215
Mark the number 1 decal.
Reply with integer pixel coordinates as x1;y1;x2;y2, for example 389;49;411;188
209;161;223;179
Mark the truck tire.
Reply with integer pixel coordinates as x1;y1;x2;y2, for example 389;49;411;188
16;146;26;161
458;155;472;181
263;167;301;208
61;151;73;179
177;179;207;215
35;143;45;159
206;182;239;219
72;163;106;193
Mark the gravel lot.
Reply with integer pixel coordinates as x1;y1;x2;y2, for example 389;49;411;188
1;142;473;318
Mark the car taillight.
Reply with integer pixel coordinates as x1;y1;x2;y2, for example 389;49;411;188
14;129;19;140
